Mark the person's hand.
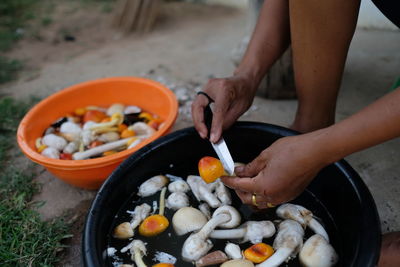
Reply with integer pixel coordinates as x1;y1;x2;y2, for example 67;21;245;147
221;133;331;208
191;74;258;143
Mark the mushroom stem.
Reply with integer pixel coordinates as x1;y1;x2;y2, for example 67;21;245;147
130;203;151;229
72;138;131;160
159;187;167;216
255;247;292;267
130;240;147;267
210;228;246;239
187;175;221;208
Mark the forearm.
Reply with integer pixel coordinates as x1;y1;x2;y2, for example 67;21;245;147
313;88;400;164
234;0;290;88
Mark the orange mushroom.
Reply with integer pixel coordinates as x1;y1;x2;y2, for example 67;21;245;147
139;187;169;237
152;263;175;267
244;243;274;263
198;156;225;183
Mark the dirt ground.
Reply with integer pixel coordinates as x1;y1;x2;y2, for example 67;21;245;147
2;1;400;266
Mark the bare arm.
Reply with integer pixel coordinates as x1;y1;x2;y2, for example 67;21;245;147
192;0;290;142
222;88;400;206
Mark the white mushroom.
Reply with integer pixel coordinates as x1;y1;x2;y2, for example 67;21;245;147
195;250;228;267
299;234;338;267
98;132;120;143
137;175;169;197
42;134;67;151
130;240;147;267
199;203;211;220
225;243;242;259
166;192;189;210
187;175;221;208
72;138;131;160
107;103;125;116
172;207;208;236
221;259;254;267
127;137;142;149
63;142;78;154
256;220;304;267
60;121;82;134
168;180;190;193
213;179;232;205
41;147;60;159
182;206;241;261
129;122;155;137
276;203;329;242
210;221;276;244
130;203;152;230
124;105;141;114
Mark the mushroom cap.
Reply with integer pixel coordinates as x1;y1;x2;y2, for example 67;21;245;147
225;242;243;260
166;192;189;210
168;180;190;193
138;175;169;197
299;234;338;267
273;220;304;256
244;221;276;244
130;239;147;255
172;207;208;236
220;259;254;267
212;206;241;228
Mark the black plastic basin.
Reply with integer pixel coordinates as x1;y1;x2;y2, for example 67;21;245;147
83;122;381;267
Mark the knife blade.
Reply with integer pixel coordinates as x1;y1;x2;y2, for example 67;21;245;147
204;102;235;175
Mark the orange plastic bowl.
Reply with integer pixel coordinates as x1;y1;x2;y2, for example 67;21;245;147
17;77;178;189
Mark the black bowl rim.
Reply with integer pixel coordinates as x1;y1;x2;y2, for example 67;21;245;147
82;121;381;267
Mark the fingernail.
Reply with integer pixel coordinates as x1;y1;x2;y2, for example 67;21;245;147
210;133;216;143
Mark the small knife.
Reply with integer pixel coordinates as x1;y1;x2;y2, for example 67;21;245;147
204;101;235;176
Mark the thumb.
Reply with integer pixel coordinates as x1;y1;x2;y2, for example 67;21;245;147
235;151;268;177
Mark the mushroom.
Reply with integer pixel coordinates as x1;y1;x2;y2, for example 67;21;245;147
210;221;276;244
172;207;208;236
221;259;254;267
42;134;67;151
138;175;169;197
139;187;169;237
98;132;120;143
107;103;125;116
130;203;152;230
225;243;242;260
168;180;190;193
72;137;132;160
89;112;124;132
60;121;82;134
81;129;96;146
195;250;228;267
181;205;241;261
63;142;78;154
113;222;134;239
41;147;60;159
276;203;329;242
124;105;141;114
255;220;304;267
166;192;189;210
130;240;148;267
299;234;338;267
187;175;221;208
199;203;211;220
129;122;155;137
213;179;232;205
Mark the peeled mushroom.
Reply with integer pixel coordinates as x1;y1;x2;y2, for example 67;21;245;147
225;243;243;260
168;180;190;193
113;222;134;239
42;134;67;151
107;103;125;116
221;259;255;267
60;121;82;134
166;192;189;210
98;132;120;143
129;122;155;137
276;203;329;242
181;206;241;261
41;147;60;159
187;175;221;208
213;179;232;205
199;203;211;220
63;142;78;154
172;207;208;236
138;175;169;197
130;203;151;230
210;221;276;244
256;220;304;267
299;234;338;267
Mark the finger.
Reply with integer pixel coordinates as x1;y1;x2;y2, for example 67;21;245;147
235;190;274;209
235;152;268;178
220;176;262;195
210;103;228;143
191;95;209;139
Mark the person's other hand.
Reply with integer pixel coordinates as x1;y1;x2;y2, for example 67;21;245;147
221;134;330;208
191;74;258;143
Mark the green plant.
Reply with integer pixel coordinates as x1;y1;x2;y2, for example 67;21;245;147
0;96;71;266
0;56;22;84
